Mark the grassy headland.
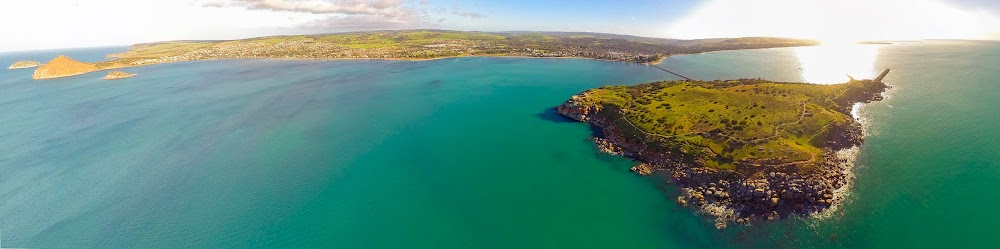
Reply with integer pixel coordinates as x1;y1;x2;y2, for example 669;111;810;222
557;77;888;226
28;30;818;79
562;79;884;170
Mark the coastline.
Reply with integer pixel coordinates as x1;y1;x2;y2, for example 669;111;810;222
21;30;823;79
109;43;824;65
555;79;888;228
30;54;668;80
26;41;827;80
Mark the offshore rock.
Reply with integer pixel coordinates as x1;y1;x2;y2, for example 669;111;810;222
8;61;42;69
103;71;137;80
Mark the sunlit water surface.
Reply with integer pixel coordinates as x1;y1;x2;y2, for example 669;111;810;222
796;44;881;84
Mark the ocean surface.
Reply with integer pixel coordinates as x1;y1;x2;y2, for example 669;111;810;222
1;40;998;248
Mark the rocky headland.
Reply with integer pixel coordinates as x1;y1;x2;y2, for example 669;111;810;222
8;61;42;69
556;77;888;228
103;71;136;80
32;55;99;80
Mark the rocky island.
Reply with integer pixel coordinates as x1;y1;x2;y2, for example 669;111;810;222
22;30;819;80
557;74;888;228
8;61;42;69
32;55;99;80
102;71;136;80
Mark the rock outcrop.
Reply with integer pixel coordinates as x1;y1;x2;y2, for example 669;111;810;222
32;55;99;80
102;71;136;80
8;61;42;69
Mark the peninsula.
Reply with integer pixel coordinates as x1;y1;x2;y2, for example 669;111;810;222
557;74;888;228
26;30;819;80
8;61;42;69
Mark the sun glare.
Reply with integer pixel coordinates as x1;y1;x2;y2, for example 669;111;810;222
795;44;880;84
670;0;1000;42
669;0;998;84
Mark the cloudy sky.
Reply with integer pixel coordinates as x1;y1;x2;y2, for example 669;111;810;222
1;0;998;52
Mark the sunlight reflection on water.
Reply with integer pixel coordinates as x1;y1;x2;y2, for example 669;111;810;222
796;44;880;84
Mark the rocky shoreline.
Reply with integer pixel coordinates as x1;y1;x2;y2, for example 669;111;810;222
556;80;887;228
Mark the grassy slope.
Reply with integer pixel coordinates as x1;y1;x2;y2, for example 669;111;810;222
575;79;874;171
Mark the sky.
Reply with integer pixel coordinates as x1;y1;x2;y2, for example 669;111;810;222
0;0;998;52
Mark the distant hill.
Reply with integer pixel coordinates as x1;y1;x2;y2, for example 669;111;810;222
27;30;819;80
33;55;99;80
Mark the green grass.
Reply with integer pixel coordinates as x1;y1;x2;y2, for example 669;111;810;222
118;42;214;58
247;35;312;45
341;43;399;49
310;31;504;46
514;33;556;41
105;31;816;65
573;79;877;171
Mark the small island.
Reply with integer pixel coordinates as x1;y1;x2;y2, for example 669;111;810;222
33;55;99;80
557;73;888;228
103;71;136;80
8;61;42;69
22;30;820;80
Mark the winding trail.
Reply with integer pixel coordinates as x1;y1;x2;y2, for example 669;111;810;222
743;100;808;144
617;98;817;166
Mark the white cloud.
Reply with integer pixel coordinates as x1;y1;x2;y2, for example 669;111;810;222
205;0;407;16
453;10;484;19
301;8;425;30
448;5;484;19
0;0;320;52
0;0;447;51
199;0;442;33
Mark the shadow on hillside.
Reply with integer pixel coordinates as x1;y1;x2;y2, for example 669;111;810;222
534;107;576;123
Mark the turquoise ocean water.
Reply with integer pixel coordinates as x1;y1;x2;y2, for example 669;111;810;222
1;40;998;248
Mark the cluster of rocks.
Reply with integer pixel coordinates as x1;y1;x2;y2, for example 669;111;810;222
555;95;597;122
823;122;865;149
670;153;851;228
630;163;654;176
593;137;627;156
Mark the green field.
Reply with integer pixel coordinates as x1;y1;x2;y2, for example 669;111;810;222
570;79;883;171
103;30;815;63
33;30;818;80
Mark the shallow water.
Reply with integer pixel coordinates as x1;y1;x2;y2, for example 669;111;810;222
1;40;998;248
